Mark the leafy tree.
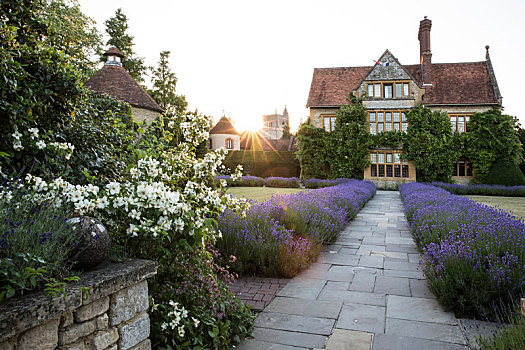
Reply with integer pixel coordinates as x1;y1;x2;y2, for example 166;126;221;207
103;8;146;82
330;95;369;178
148;50;187;115
42;0;103;79
403;105;458;182
281;122;291;139
466;108;523;183
296;122;332;180
515;123;525;175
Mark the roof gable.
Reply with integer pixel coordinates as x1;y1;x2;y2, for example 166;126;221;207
210;116;239;135
362;50;420;85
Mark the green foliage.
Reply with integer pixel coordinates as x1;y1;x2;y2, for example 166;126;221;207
42;0;103;79
478;304;525;350
369;130;404;149
403;105;458;182
518;126;525;175
466;108;523;183
149;51;187;115
223;151;300;178
296;123;332;180
330;95;370;179
103;8;147;82
281;123;291;140
486;157;525;186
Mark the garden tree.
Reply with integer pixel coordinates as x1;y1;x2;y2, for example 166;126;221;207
516;124;525;175
103;8;147;83
330;95;370;179
281;122;291;139
403;105;458;182
148;50;187;115
465;108;523;183
42;0;103;79
295;122;332;180
0;0;83;176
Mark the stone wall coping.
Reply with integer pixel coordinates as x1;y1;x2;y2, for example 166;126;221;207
0;259;157;342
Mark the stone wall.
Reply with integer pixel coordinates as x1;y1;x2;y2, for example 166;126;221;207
0;259;157;350
132;107;161;125
209;133;240;150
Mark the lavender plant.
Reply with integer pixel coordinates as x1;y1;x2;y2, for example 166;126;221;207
265;177;300;188
431;181;525;197
215;175;265;187
400;183;525;319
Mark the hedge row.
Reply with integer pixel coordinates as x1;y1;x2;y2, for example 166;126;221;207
222;151;300;178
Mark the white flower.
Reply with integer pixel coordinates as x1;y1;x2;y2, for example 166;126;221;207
28;128;39;139
36;140;46;149
69;190;83;202
161;323;168;331
12;131;22;139
106;182;120;195
96;196;109;209
13;140;23;151
178;325;185;337
126;224;139;237
114;197;126;207
192;317;200;327
129;209;141;220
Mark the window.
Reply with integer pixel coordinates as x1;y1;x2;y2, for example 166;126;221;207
366;81;411;98
226;138;233;149
452;158;473;176
323;116;337;132
449;114;471;133
368;110;408;134
209;138;213;149
369;151;406;178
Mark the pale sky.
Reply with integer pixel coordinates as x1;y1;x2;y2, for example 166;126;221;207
78;0;525;132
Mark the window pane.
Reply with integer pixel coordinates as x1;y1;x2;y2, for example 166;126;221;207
385;123;392;131
466;116;470;132
467;162;473;176
402;112;407;121
403;83;409;96
384;84;393;98
377;123;384;133
324;117;331;132
394;123;400;131
331;117;337;131
459;160;465;176
374;84;381;97
402;165;409;178
458;121;465;133
402;122;408;133
370;123;376;135
370;153;377;163
386;165;393;177
369;112;376;122
385;112;391;122
371;164;377;177
393;112;400;122
394;165;401;177
396;83;402;97
378;153;385;163
377;112;384;122
386;153;393;163
394;153;400;163
368;84;374;97
379;164;385;177
402;158;409;164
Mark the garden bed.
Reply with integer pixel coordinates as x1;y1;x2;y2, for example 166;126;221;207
431;181;525;197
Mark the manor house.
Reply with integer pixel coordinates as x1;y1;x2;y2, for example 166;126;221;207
306;17;501;186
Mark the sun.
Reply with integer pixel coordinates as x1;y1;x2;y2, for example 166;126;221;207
235;119;262;133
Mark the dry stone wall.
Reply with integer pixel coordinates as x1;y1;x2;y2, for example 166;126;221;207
0;259;157;350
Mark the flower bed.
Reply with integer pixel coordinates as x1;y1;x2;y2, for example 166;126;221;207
304;178;347;189
217;179;376;277
431;182;525;197
265;177;300;188
400;183;525;319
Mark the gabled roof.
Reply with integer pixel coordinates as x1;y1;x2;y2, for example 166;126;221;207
85;65;163;113
307;60;499;107
210;116;239;135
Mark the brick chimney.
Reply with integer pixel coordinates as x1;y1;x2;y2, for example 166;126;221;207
418;16;432;85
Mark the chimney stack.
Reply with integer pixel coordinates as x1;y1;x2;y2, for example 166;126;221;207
418;16;432;85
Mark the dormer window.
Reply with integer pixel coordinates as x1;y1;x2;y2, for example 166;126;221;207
366;81;411;98
384;84;393;98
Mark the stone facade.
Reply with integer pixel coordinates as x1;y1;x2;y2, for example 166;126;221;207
261;107;289;140
131;107;161;125
209;133;241;151
0;259;157;350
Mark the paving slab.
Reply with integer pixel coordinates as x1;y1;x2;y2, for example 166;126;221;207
265;297;343;319
374;276;410;296
337;303;385;333
255;312;335;336
324;281;350;291
277;278;326;300
349;273;376;292
371;251;408;260
358;255;384;269
458;318;499;349
387;295;457;325
250;328;327;348
325;329;373;350
235;339;308;350
383;269;424;279
372;334;467;350
318;289;386;307
384;259;420;271
325;265;356;282
408;279;433;298
386;318;466;345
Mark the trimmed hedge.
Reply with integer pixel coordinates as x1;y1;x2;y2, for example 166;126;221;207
431;182;525;197
265;177;300;188
486;158;525;186
223;151;300;178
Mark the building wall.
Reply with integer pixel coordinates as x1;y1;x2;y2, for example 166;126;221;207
209;134;240;150
132;107;161;124
261;114;288;140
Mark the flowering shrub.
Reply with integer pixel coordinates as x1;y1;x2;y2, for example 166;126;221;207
400;183;525;319
265;177;300;188
214;175;264;187
304;178;345;189
217;179;375;277
431;181;525;197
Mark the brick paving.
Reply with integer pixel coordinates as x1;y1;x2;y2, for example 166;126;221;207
235;190;471;350
231;276;290;311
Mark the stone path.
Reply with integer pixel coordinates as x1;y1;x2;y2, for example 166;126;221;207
235;190;468;350
231;277;290;311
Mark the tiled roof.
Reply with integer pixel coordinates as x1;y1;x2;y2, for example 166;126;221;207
210;116;239;135
104;46;124;57
307;62;499;107
85;65;163;113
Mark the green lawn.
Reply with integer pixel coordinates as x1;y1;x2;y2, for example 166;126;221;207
466;195;525;220
226;187;306;201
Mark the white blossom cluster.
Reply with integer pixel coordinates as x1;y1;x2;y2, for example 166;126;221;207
160;301;189;337
10;126;74;159
178;113;210;146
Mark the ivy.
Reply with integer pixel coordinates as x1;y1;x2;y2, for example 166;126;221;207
296;122;332;180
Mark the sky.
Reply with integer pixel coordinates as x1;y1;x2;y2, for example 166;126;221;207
78;0;525;133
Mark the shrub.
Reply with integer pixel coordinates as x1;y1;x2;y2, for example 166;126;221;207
280;236;321;278
304;178;346;189
485;157;525;186
478;303;525;349
431;181;525;197
265;177;300;188
215;175;265;187
400;183;525;319
223;151;300;178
